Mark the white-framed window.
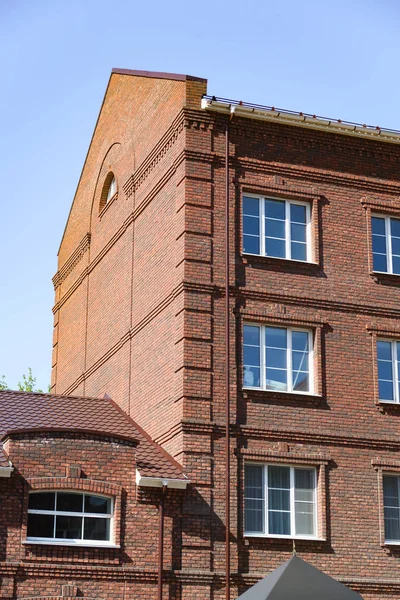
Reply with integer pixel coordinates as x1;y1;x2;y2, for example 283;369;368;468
244;464;317;538
377;339;400;403
372;214;400;275
27;491;113;546
106;176;117;203
383;474;400;542
243;324;313;394
242;195;311;262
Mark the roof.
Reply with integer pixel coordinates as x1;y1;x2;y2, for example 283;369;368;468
0;390;185;480
112;68;207;83
237;555;363;600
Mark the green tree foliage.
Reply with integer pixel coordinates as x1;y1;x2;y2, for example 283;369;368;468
0;369;46;393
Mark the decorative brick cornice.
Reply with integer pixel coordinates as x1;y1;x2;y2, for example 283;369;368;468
239;448;331;464
52;234;91;290
361;196;400;214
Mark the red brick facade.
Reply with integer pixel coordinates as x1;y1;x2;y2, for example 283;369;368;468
18;68;400;598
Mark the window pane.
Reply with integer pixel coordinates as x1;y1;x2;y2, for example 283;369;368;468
84;517;110;541
372;234;387;254
56;516;83;539
29;492;55;511
384;476;399;506
243;235;260;255
244;325;260;347
265;218;285;239
290;204;307;224
269;510;290;535
245;465;264;533
245;501;264;532
372;216;386;235
391;237;400;256
243;197;260;217
373;252;388;272
379;380;394;401
265;199;285;219
268;466;290;488
295;510;314;536
243;215;259;236
244;325;261;387
245;465;264;498
266;328;287;350
292;331;309;352
266;368;287;391
266;347;286;369
265;237;285;258
85;495;112;515
57;493;83;513
378;360;393;381
378;341;392;361
295;469;314;490
292;350;309;372
290;223;306;243
27;513;54;538
269;488;290;511
293;371;309;392
392;256;400;275
244;345;260;367
390;218;400;238
291;242;307;261
243;367;260;387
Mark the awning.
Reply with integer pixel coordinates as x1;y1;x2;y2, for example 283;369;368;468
237;555;363;600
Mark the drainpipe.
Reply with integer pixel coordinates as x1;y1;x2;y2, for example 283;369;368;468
225;115;231;600
158;483;168;600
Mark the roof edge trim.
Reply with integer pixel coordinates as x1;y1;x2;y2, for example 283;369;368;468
112;68;207;83
136;470;189;490
2;428;139;446
201;98;400;145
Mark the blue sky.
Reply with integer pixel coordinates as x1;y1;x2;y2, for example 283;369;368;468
1;0;399;391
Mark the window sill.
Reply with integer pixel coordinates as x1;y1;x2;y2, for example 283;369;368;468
24;540;120;549
243;388;323;406
370;271;400;286
244;534;326;542
242;253;321;274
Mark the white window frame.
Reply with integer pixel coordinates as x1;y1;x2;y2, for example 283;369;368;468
243;323;314;395
244;463;318;539
383;473;400;544
242;194;312;262
26;490;115;547
372;213;400;275
377;338;400;404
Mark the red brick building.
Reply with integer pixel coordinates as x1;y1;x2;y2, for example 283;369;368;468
5;68;400;599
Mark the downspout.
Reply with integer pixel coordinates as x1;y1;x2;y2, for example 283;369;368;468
158;483;168;600
225;113;231;600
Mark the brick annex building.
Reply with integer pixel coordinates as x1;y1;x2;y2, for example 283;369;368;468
3;68;400;599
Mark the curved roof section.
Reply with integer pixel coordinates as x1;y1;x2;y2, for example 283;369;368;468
0;390;185;480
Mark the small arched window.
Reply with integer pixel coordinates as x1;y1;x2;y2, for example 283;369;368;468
27;491;113;545
99;172;117;212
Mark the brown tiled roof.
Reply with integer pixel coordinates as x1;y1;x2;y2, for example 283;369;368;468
0;390;185;480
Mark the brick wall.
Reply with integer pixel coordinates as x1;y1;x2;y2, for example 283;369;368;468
51;71;400;598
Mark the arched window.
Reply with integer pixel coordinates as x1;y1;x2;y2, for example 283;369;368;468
99;172;117;212
27;491;113;545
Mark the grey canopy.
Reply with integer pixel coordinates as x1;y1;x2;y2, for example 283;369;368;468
237;555;363;600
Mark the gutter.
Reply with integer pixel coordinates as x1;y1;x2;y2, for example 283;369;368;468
0;466;13;478
135;470;189;490
201;97;400;144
